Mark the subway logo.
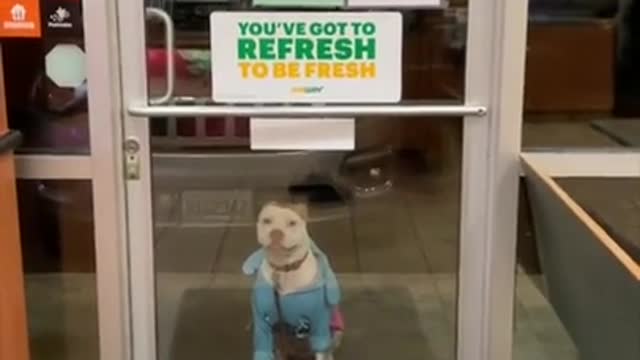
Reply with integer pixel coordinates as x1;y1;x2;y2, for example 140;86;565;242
291;86;324;94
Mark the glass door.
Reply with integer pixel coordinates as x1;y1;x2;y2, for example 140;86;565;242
109;0;528;360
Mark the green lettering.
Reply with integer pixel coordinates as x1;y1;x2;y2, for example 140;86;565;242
309;23;323;36
264;22;276;36
238;22;250;36
362;22;376;35
277;38;294;59
238;38;257;60
334;38;353;60
295;38;315;60
351;22;363;35
354;38;376;60
259;38;276;60
336;22;348;36
316;38;333;60
283;22;296;36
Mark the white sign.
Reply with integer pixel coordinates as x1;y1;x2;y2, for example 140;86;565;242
254;0;344;7
210;12;402;103
250;118;355;150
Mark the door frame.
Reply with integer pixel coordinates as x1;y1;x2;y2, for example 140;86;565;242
0;46;30;360
82;1;530;360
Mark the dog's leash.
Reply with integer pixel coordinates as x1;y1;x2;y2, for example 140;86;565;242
273;280;285;324
272;273;315;360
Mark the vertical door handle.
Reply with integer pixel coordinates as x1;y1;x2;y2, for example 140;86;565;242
145;7;175;105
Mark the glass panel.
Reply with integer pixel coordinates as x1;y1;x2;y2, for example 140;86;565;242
142;3;470;359
514;176;640;360
150;118;462;360
17;180;99;360
522;1;640;149
3;2;89;154
144;1;468;103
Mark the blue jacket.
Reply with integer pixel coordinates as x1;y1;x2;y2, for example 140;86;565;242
242;242;341;360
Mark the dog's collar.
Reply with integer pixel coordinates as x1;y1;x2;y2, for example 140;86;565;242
269;251;310;272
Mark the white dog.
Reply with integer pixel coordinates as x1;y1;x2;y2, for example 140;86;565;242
257;202;318;295
245;202;342;360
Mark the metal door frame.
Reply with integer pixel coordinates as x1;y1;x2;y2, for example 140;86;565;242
82;0;530;360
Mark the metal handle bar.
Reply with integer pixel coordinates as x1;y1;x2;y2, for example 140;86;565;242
128;103;487;118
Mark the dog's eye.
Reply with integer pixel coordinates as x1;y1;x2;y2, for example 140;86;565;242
261;218;272;225
287;220;297;227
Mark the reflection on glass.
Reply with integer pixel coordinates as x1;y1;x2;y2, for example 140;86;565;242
150;118;462;360
3;1;89;154
522;1;640;148
515;177;640;360
17;180;99;360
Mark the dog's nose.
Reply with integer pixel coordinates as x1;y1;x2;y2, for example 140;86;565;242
269;229;285;244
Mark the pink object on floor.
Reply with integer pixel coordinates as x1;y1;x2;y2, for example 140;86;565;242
330;308;345;332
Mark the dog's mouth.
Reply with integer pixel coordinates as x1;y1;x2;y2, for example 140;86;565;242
267;242;300;255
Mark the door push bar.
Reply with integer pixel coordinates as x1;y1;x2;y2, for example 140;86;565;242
128;103;487;118
145;7;175;105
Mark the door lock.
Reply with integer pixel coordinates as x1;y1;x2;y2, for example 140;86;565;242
124;137;141;180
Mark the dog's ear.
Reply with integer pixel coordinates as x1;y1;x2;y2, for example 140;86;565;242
289;203;309;221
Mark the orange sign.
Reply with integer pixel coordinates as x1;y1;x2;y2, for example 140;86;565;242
0;0;41;38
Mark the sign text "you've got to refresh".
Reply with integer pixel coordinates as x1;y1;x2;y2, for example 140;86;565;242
236;20;378;80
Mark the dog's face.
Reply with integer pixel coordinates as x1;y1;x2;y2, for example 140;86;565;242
257;202;310;255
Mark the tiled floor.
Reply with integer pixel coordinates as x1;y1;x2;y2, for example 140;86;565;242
152;149;462;274
25;272;577;360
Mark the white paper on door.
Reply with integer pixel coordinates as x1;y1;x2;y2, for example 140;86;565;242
250;118;355;150
347;0;445;7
